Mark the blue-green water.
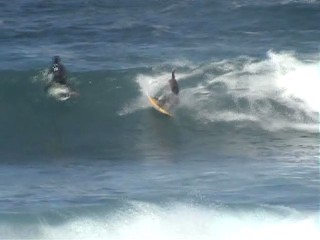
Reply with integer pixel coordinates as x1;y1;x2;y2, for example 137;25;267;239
0;0;319;239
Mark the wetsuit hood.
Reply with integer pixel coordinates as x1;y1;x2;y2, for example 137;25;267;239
53;56;60;64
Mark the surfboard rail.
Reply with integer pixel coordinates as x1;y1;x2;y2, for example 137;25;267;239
147;96;173;117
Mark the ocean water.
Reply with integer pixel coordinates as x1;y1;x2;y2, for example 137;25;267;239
0;0;319;239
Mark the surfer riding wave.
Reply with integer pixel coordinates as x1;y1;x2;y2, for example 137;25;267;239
157;69;180;109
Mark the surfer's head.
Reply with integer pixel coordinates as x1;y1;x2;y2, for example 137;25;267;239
53;56;61;64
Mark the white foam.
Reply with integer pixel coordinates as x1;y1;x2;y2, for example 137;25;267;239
176;51;318;131
117;73;167;116
271;53;320;113
2;203;318;240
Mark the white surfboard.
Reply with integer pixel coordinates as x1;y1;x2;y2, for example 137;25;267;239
47;83;78;101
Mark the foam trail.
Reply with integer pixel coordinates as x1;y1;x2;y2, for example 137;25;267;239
118;71;177;116
117;73;159;116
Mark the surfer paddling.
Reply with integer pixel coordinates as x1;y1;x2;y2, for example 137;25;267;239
45;56;79;99
48;56;67;85
45;56;68;91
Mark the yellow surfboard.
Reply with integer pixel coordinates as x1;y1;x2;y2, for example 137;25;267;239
147;96;173;117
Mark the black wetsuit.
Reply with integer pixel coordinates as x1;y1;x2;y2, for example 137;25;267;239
169;71;179;95
49;63;67;85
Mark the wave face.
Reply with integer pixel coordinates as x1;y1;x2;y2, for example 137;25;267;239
0;51;318;159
